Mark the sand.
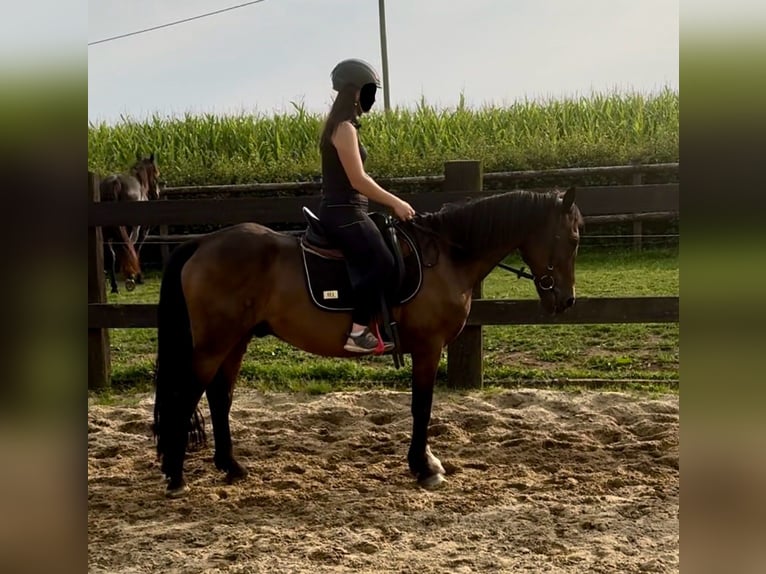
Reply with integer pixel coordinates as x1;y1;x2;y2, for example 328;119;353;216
88;388;678;573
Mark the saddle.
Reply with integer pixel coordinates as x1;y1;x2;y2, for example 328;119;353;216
299;207;423;367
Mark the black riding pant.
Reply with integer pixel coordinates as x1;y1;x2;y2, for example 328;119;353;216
318;204;395;326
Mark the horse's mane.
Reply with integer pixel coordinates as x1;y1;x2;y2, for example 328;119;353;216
410;190;563;259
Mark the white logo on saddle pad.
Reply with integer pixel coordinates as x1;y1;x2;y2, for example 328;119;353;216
323;290;339;300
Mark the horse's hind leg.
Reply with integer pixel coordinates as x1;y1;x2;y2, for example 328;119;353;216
206;337;251;484
161;381;206;497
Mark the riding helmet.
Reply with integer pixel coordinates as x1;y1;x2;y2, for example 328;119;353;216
330;58;381;91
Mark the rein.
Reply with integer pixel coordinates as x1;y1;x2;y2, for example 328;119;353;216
496;262;535;281
400;217;536;281
400;213;556;289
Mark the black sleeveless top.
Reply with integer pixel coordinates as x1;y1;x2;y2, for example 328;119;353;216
320;123;368;210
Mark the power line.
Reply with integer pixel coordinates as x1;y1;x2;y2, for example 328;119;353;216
88;0;268;47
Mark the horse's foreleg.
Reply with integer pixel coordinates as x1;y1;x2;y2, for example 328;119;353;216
408;345;447;488
205;337;251;484
128;225;140;246
106;241;119;294
134;225;146;284
136;225;150;256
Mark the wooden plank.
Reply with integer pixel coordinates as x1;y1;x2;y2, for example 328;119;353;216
160;163;679;196
144;212;680;245
90;303;158;328
164;180;323;195
466;297;678;325
88;184;679;228
584;211;678;224
88;172;110;390
163;173;445;196
444;161;484;389
88;297;679;330
158;195;170;265
89;196;322;227
632;170;644;252
571;184;678;216
483;163;679;182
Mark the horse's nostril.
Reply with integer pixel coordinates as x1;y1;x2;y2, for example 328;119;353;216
566;297;575;308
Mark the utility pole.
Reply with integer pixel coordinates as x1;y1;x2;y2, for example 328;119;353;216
378;0;391;111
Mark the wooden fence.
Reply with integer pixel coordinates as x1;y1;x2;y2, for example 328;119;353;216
88;161;679;390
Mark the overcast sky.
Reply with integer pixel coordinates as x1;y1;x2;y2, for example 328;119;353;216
87;0;679;124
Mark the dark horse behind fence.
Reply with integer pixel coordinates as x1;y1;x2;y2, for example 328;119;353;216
153;187;583;497
100;153;162;293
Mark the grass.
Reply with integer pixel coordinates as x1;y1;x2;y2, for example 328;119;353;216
88;90;678;186
100;246;678;396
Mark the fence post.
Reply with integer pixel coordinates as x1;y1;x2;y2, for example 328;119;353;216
88;171;111;390
159;193;170;266
631;164;643;252
445;160;484;388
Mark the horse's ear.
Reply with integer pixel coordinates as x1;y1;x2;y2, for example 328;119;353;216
561;186;576;212
149;152;155;163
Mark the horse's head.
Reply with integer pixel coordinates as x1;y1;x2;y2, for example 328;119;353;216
133;152;162;200
519;187;583;314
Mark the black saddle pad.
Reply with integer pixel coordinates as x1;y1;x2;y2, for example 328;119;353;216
301;230;423;312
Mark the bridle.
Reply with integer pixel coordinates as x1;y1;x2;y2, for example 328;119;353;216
498;212;563;292
403;208;566;292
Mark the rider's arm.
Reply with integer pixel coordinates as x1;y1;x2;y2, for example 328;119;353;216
332;121;402;209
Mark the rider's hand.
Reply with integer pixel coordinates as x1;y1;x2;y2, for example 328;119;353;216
392;198;416;221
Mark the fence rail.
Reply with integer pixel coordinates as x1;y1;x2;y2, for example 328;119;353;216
87;161;680;390
88;297;678;330
89;184;679;227
160;162;679;196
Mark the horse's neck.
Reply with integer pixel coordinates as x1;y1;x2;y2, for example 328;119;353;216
129;169;150;195
461;242;524;292
422;191;556;291
125;171;149;199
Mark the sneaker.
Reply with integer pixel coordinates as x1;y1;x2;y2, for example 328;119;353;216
344;328;395;354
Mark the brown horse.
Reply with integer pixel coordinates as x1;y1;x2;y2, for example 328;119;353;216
153;187;583;497
102;225;142;294
100;153;162;292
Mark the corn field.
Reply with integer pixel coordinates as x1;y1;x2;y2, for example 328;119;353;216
88;89;678;186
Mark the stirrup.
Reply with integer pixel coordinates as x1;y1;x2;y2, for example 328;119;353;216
370;323;395;355
377;296;405;368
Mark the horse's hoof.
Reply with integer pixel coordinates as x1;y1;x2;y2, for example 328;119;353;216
135;274;144;285
225;462;248;484
429;457;446;476
424;447;446;475
165;483;190;498
418;473;447;489
125;279;136;292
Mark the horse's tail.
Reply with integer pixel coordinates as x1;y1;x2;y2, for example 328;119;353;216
152;240;206;461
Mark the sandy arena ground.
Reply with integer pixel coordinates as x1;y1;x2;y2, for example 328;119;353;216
88;388;678;573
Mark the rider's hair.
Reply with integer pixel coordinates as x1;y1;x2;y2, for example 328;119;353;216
320;84;359;151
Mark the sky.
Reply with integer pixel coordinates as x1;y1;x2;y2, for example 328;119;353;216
87;0;680;125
